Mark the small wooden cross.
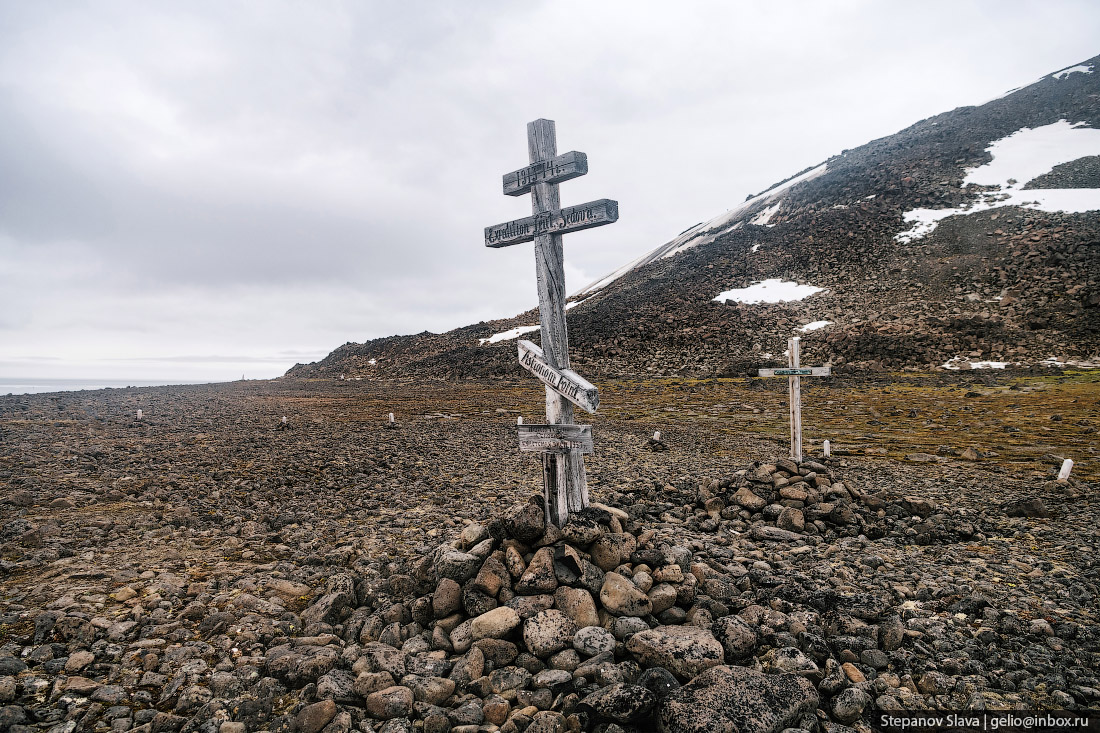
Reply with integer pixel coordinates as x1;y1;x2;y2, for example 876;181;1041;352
757;336;831;462
485;119;618;526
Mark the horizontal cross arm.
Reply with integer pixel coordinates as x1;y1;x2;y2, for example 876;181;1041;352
485;199;619;248
757;366;832;377
503;151;588;196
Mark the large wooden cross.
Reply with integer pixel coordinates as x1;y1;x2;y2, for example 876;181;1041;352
757;336;831;463
485;119;618;526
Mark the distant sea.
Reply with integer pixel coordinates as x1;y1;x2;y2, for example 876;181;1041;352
0;378;224;396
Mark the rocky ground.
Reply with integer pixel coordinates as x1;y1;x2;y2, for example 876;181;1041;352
1;372;1098;733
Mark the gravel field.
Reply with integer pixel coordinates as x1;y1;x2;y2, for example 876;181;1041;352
0;372;1097;732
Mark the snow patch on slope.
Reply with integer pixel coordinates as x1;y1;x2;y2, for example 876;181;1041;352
714;279;826;304
479;325;539;345
574;163;827;296
896;120;1100;243
800;320;832;332
1053;64;1093;79
751;202;782;226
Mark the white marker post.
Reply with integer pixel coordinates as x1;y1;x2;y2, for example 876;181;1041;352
136;409;143;420
823;439;831;458
1058;458;1073;480
486;119;618;526
388;412;395;424
757;337;831;463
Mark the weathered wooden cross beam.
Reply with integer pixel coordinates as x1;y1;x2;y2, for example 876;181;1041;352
485;119;618;526
757;336;831;463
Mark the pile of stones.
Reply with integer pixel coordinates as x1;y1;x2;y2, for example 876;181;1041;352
331;500;824;733
684;458;989;547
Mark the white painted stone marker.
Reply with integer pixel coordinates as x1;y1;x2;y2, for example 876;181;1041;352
388;412;395;424
823;439;831;458
486;118;618;526
282;416;287;424
136;409;142;420
1058;458;1073;480
757;336;832;463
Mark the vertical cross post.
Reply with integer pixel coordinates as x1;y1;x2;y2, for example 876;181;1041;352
487;119;617;527
788;336;803;463
528;120;587;525
757;338;829;461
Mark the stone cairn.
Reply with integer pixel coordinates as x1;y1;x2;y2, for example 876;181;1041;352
246;456;984;733
312;499;823;733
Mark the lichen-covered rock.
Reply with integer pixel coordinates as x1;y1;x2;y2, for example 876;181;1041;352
626;626;724;680
522;609;577;658
831;686;872;724
436;550;482;583
503;502;546;544
264;644;339;685
578;682;657;724
712;615;757;659
573;625;616;657
365;685;414;719
516;547;558;594
658;665;819;733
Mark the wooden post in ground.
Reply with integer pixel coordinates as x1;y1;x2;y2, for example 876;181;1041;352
757;336;831;463
788;337;803;462
485;119;617;526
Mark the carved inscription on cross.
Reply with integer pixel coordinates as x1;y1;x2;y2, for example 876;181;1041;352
485;119;618;526
757;336;832;463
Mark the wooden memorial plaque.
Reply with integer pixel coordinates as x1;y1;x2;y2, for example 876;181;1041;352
518;424;594;454
517;340;599;414
485;199;619;248
758;366;832;377
503;151;588;196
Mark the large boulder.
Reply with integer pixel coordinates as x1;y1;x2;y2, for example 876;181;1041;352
658;665;819;733
625;626;724;680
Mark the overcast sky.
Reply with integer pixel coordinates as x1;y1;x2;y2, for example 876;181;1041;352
1;1;1098;383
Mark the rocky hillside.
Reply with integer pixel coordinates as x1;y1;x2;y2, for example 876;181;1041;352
289;55;1100;381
